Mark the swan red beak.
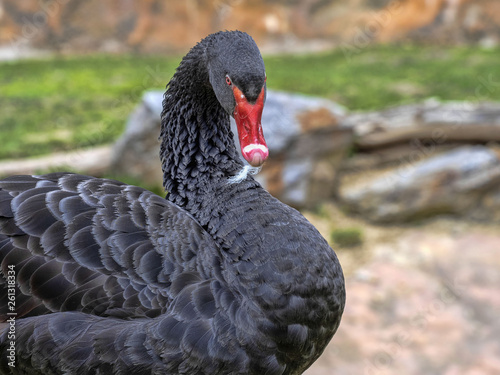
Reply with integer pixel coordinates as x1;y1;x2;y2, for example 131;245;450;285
233;86;269;167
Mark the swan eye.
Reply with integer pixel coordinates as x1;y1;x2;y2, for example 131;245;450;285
226;76;232;86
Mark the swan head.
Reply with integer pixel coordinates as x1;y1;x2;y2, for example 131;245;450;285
207;31;269;168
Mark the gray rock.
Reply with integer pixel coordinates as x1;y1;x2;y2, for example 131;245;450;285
343;99;500;150
111;89;352;207
111;92;163;185
339;146;500;222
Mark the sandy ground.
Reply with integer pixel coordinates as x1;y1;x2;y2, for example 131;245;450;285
304;205;500;375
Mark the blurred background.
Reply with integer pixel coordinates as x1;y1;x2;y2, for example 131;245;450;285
1;0;500;374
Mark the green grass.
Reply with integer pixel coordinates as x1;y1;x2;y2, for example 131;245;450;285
0;55;178;160
331;227;364;248
265;45;500;110
1;45;499;160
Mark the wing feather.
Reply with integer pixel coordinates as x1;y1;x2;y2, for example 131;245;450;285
0;173;244;373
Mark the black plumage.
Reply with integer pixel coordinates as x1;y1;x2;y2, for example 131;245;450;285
0;31;345;375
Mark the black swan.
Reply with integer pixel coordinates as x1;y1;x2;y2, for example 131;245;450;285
0;31;345;375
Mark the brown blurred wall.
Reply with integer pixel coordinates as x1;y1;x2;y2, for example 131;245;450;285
0;0;499;53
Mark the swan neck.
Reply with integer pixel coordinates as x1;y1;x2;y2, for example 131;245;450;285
159;44;242;210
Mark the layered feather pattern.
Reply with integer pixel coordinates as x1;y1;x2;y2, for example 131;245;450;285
0;31;344;375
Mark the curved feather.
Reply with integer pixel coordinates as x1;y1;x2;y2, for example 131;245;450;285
0;173;238;373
